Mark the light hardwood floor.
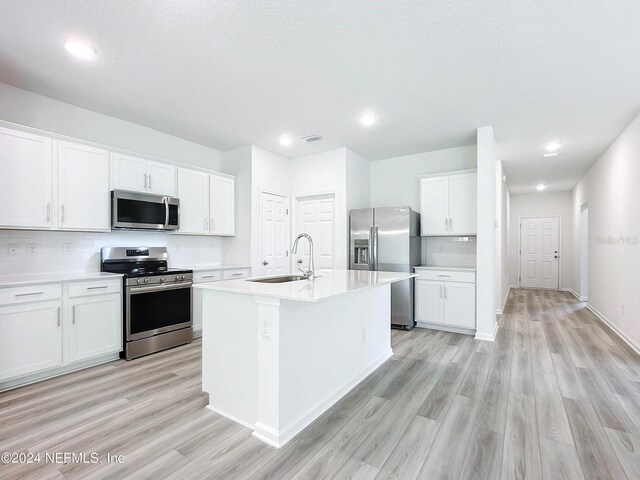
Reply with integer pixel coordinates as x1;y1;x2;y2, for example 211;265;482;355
1;289;640;479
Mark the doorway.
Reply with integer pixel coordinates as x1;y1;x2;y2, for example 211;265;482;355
260;191;289;276
519;216;560;289
293;194;335;270
580;205;589;301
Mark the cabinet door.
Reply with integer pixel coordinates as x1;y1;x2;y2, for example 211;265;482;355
449;172;477;235
0;127;53;228
58;141;110;231
111;153;147;193
209;175;235;235
147;160;176;196
415;280;445;324
0;301;62;381
68;294;122;363
444;282;476;328
177;168;210;234
420;176;449;236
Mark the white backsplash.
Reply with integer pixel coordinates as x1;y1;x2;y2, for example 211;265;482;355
0;230;225;275
422;236;477;268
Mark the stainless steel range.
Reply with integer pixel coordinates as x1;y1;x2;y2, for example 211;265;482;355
101;247;193;360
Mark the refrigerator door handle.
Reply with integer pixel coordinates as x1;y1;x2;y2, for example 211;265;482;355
370;226;379;271
368;226;374;270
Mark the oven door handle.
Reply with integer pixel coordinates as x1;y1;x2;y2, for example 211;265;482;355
129;282;192;294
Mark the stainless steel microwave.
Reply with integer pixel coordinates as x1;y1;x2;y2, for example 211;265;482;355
111;190;180;231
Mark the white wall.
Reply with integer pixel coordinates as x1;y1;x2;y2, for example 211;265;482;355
497;161;510;313
476;126;498;341
291;149;349;268
0;82;223;170
508;192;573;290
0;82;239;275
571;112;640;350
370;145;477;211
220;146;253;267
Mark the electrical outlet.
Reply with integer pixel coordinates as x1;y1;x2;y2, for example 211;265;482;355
7;243;19;256
63;243;73;255
261;318;271;338
438;243;445;253
27;243;37;256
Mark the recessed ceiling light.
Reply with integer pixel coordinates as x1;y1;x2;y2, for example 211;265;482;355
360;112;377;126
64;39;98;61
536;184;547;191
544;142;561;152
279;136;293;146
542;153;558;157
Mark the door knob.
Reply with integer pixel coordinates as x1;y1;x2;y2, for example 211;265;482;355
263;261;269;265
297;259;303;264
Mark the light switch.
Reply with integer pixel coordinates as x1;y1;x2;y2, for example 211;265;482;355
261;318;271;338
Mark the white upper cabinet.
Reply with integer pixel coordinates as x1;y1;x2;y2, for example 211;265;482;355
420;170;477;236
0;127;53;229
57;141;110;231
420;176;450;235
177;167;210;234
449;173;477;235
147;160;176;196
111;153;176;196
209;174;235;236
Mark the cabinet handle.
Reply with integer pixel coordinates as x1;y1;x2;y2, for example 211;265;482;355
46;203;51;223
443;285;447;299
231;273;243;277
14;291;44;297
201;275;217;279
57;307;61;327
148;174;152;190
444;218;447;231
204;218;208;231
437;274;451;278
61;204;65;224
210;218;214;230
449;218;453;231
87;285;109;290
143;174;148;189
440;285;443;298
72;305;76;324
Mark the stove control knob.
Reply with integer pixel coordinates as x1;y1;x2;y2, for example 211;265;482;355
160;276;166;283
137;278;143;284
179;274;185;281
144;277;150;284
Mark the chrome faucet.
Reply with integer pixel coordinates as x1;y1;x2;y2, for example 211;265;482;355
292;233;315;279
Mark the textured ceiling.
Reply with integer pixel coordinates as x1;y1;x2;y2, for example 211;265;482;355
0;0;639;193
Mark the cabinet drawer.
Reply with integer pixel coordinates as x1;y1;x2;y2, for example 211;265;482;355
194;270;222;283
415;269;476;283
68;279;121;298
0;283;62;306
223;269;250;280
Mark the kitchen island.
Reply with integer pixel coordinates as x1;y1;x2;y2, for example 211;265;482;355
194;269;415;448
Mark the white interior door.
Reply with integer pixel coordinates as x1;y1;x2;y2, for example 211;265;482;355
520;217;560;289
260;192;288;276
294;194;335;270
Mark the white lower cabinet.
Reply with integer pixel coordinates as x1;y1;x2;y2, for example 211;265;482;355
0;279;122;388
415;268;476;332
0;301;63;381
68;294;122;363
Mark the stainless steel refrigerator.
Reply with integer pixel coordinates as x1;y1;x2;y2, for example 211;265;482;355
349;207;421;329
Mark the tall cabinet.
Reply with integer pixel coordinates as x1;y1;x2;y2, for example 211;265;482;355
420;170;477;236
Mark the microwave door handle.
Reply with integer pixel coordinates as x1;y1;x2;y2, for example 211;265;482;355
164;197;169;228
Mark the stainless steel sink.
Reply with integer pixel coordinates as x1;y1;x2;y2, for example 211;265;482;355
246;275;309;284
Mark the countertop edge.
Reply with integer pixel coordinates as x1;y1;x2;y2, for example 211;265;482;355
0;272;124;288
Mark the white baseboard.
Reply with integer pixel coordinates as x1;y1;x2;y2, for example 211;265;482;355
416;321;475;336
562;288;588;302
586;304;640;357
206;405;255;431
496;287;512;315
475;322;499;342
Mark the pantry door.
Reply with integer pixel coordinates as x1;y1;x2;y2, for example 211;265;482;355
260;192;289;276
294;194;335;270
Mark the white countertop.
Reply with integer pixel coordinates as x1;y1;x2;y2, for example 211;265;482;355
174;263;251;272
415;265;477;272
194;269;416;302
0;271;123;288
